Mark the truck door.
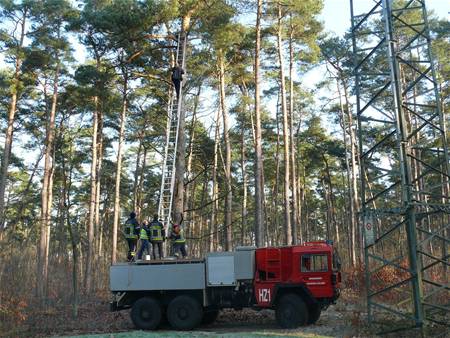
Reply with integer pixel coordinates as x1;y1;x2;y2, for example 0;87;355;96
299;252;332;298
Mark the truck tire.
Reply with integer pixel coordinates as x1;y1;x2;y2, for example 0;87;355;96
167;295;203;330
202;309;219;325
307;304;321;324
275;293;308;328
130;297;162;330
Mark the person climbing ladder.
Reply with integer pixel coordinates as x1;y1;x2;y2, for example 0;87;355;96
171;63;184;99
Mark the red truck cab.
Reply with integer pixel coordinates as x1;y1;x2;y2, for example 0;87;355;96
253;241;341;327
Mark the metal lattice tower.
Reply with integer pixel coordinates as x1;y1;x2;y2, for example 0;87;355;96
350;0;449;335
158;32;187;231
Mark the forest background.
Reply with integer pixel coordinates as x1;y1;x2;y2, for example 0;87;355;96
0;0;448;336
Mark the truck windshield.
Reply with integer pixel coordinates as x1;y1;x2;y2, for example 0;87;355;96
301;254;328;272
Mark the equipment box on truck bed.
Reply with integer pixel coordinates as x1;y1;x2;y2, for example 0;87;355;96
110;259;205;291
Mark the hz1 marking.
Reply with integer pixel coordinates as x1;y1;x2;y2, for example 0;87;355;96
258;288;271;303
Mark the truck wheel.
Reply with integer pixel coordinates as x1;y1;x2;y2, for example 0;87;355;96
167;295;203;330
202;310;219;325
130;297;162;330
275;293;308;328
307;304;321;324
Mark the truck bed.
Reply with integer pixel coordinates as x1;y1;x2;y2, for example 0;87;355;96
133;258;204;265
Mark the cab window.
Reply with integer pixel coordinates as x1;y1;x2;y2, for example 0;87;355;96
301;254;328;272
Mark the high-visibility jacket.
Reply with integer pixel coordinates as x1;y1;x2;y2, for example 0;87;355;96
140;227;149;240
149;221;163;242
171;228;185;244
124;218;138;239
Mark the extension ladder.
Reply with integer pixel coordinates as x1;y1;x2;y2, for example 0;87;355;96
157;33;187;232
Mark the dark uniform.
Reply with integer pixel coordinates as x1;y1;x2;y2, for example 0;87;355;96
171;66;184;99
149;216;165;259
124;213;139;261
169;224;187;258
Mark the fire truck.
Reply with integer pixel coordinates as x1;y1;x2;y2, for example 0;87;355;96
110;241;341;330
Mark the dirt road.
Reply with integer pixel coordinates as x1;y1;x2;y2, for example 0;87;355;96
59;303;369;338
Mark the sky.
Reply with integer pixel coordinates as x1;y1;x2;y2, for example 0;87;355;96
320;0;449;36
302;0;450;131
2;0;449;78
4;0;449;69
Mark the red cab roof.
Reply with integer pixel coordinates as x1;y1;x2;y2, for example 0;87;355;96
256;241;333;253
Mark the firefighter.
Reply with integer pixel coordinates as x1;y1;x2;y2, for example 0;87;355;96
171;64;184;99
123;211;139;262
169;223;187;258
137;220;151;260
149;214;165;259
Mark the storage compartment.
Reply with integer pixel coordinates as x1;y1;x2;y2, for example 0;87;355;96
234;246;256;280
206;248;256;286
206;252;235;286
110;261;206;291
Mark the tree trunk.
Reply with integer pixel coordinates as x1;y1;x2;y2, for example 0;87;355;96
136;147;147;217
342;81;358;266
210;108;221;251
0;8;28;229
336;78;355;264
185;84;201;225
273;98;281;246
186;178;198;245
288;28;299;244
132;135;143;213
173;30;188;224
45;144;56;293
61;130;78;317
277;4;292;245
186;85;201;182
322;177;331;239
95;108;104;257
254;0;264;247
303;174;309;241
297;180;303;242
111;71;128;264
323;155;339;245
218;55;233;251
241;123;248;246
38;58;60;299
85;96;99;293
